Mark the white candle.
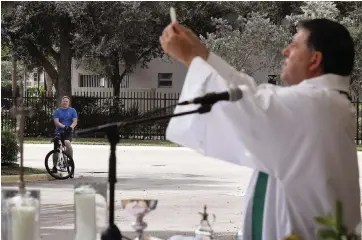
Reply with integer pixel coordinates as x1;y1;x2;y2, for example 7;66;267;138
11;205;37;240
75;186;97;240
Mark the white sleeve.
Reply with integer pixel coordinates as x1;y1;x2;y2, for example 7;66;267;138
166;54;296;178
207;53;258;91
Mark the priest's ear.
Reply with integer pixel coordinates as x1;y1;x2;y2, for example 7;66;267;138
309;51;323;73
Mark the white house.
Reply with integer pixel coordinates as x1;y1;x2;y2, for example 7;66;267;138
71;56;188;97
23;56;187;93
70;56;275;93
25;55;274;97
22;56;275;113
24;71;46;89
68;56;190;112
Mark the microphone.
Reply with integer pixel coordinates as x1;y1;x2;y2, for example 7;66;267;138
177;88;243;106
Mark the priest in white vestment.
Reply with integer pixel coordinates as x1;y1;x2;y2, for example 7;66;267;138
160;18;361;239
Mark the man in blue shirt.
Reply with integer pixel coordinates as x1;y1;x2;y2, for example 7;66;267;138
51;96;78;173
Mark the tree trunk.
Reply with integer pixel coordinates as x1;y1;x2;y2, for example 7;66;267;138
45;71;53;97
37;67;41;94
109;52;122;97
57;52;72;104
11;53;17;98
100;52;129;97
111;66;129;97
56;18;73;104
105;52;121;117
112;74;121;97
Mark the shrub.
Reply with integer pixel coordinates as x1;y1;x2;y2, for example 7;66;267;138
1;131;19;165
1;81;19;97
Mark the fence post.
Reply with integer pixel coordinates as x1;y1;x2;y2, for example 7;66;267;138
163;93;167;109
150;88;156;111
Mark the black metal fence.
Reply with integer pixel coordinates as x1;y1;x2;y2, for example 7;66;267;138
1;91;180;140
1;91;361;143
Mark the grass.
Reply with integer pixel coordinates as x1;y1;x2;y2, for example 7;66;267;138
358;145;362;151
1;166;47;176
24;137;180;147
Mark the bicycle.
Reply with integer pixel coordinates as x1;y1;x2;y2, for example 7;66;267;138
44;132;75;180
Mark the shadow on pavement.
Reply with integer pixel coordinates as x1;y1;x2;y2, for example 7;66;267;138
3;174;236;191
40;229;236;240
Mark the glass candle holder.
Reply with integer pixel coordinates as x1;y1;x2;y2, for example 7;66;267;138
2;189;40;240
74;182;107;240
121;199;158;240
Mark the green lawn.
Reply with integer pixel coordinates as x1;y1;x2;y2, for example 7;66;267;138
1;166;47;175
358;145;362;151
24;137;180;147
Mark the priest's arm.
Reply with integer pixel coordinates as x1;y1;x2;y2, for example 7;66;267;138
166;53;297;179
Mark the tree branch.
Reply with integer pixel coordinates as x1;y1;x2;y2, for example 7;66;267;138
119;63;131;80
99;56;112;77
240;48;254;70
137;47;154;61
25;39;58;83
48;46;60;63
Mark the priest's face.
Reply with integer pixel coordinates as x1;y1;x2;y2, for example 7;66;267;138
281;28;323;85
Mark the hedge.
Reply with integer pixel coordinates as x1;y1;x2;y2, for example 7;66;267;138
1;131;19;164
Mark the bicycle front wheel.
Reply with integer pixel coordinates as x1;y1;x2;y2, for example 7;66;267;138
44;149;75;180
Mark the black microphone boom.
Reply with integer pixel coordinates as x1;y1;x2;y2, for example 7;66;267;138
177;88;243;106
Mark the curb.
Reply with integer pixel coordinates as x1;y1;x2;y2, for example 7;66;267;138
1;174;54;184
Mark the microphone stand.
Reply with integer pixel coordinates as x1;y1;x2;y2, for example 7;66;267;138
76;104;213;240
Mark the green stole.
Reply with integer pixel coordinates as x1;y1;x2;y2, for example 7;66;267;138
251;171;269;240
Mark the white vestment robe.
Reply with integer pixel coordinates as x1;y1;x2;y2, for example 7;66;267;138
166;53;361;240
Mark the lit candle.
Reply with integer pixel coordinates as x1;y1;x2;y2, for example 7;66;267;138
11;205;37;240
75;185;97;240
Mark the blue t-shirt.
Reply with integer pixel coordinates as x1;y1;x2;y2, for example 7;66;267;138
53;107;78;134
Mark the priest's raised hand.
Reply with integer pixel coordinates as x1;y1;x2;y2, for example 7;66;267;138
159;23;209;68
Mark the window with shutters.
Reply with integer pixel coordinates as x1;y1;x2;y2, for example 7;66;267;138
33;73;38;82
78;74;103;87
158;73;173;88
79;74;129;88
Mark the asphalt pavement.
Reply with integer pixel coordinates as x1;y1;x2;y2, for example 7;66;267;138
3;144;362;240
2;144;255;240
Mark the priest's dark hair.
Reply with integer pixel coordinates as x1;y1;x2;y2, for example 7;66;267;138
297;18;355;77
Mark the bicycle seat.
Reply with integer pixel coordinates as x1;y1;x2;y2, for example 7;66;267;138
51;135;61;143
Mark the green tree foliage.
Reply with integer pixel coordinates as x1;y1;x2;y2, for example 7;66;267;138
70;2;169;97
200;12;291;83
71;1;235;96
2;1;361;98
340;3;362;98
286;1;340;24
1;1;75;102
200;1;362;90
1;61;24;84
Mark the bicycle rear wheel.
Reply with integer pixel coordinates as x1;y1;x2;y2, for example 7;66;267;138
44;149;75;180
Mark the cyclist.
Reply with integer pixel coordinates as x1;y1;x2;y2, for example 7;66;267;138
51;96;78;173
